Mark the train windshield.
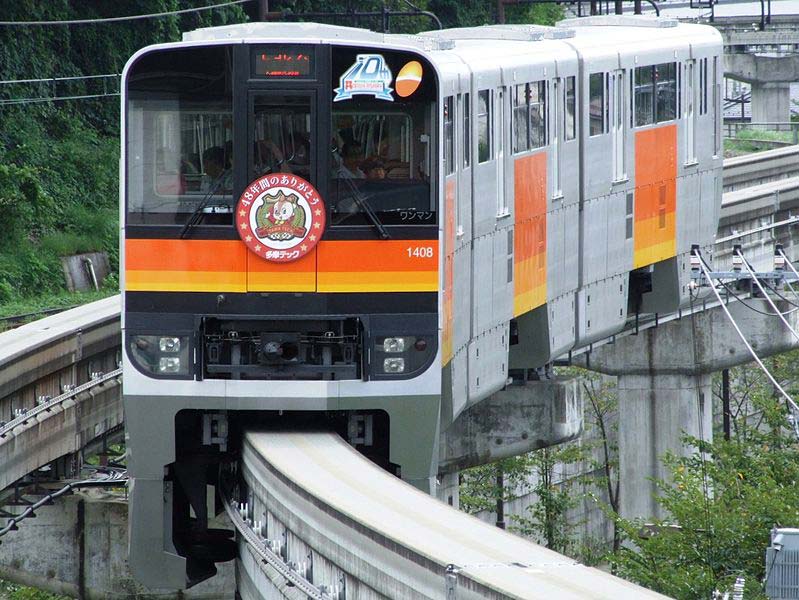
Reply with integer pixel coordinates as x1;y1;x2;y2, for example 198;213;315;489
328;47;436;227
125;44;436;228
126;46;235;225
330;106;433;227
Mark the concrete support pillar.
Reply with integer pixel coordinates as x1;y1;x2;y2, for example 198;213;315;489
577;299;799;522
617;373;712;520
751;81;791;123
436;471;460;509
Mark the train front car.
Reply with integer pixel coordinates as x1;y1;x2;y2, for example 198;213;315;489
121;24;442;589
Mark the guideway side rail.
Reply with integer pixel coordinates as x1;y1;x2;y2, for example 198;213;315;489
234;431;669;600
0;296;122;491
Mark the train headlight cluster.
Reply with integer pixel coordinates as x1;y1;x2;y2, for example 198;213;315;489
383;357;405;373
383;337;406;353
128;334;191;378
372;335;435;379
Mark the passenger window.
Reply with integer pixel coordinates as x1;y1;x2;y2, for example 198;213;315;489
635;63;678;126
529;81;546;148
565;76;576;141
463;92;471;168
478;89;491;163
512;84;529;153
512;81;547;154
444;96;454;175
634;66;654;127
699;58;708;115
655;62;677;122
589;73;607;136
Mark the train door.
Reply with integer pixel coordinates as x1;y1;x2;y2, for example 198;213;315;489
246;91;319;292
552;78;562;197
684;60;696;163
611;70;625;181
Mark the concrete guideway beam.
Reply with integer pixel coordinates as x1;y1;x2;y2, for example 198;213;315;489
438;378;583;474
724;53;799;123
576;298;799;520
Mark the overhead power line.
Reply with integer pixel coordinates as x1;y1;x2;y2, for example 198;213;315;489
0;0;252;26
0;92;120;107
0;74;120;86
694;248;799;414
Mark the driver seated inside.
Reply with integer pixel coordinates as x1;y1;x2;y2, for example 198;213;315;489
201;146;232;193
337;142;366;179
361;159;386;180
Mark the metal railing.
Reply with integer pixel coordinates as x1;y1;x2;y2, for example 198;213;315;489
0;369;121;441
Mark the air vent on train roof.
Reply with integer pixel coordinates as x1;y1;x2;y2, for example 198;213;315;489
421;25;548;42
558;15;679;28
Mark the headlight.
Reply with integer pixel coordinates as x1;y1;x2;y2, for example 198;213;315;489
159;337;181;352
372;335;435;378
383;357;405;373
383;337;406;353
129;334;190;377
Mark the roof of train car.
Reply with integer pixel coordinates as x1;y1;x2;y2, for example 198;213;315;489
180;18;721;69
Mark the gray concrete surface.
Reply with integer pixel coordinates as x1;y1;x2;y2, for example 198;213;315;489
439;377;583;475
725;53;798;123
60;253;111;293
0;494;234;599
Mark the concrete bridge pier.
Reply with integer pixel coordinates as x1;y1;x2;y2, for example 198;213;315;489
615;371;712;520
579;298;799;521
725;52;799;123
750;81;792;124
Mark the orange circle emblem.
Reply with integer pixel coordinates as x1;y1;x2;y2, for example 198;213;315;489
395;61;423;98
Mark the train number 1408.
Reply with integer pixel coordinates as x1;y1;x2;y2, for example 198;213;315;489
406;246;434;258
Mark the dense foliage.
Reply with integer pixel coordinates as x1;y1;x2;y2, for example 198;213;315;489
0;1;247;306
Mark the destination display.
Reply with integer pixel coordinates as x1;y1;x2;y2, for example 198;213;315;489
253;46;314;78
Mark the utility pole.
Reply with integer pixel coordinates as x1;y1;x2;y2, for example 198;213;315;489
259;0;269;22
497;0;507;24
495;464;506;529
722;368;731;441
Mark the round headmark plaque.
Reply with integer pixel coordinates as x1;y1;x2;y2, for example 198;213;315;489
236;174;326;263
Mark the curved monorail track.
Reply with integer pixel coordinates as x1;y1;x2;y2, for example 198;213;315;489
235;431;669;600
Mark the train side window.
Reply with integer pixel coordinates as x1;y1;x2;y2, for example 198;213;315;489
512;84;529;153
463;92;471;168
699;58;708;115
444;96;454;175
713;56;720;155
656;62;677;122
589;72;606;136
565;76;576;141
634;66;655;127
478;89;491;163
530;81;547;148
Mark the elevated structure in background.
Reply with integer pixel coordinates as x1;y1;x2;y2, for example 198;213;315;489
700;14;799;122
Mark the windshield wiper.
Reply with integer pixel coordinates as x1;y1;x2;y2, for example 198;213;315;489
334;157;390;240
180;171;230;239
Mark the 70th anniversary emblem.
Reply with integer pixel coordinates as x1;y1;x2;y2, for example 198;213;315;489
236;174;326;262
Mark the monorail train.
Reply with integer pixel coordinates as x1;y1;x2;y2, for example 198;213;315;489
121;16;723;588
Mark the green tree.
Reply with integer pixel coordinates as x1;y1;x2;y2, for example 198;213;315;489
611;387;799;600
512;444;585;554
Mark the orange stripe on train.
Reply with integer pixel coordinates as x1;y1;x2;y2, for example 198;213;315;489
442;179;456;365
513;152;547;317
634;124;677;269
